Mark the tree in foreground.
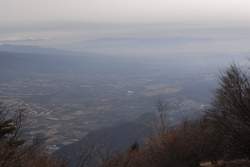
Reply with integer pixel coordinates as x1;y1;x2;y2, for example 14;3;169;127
130;140;139;151
205;62;250;158
148;99;171;137
99;61;250;167
0;102;65;167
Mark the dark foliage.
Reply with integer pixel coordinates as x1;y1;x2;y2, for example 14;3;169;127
0;102;65;167
205;62;250;158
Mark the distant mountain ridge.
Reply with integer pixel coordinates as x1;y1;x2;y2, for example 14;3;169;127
0;44;84;56
75;37;215;50
57;37;217;55
81;37;213;45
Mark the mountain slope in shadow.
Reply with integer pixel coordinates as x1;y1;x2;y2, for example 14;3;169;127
54;113;151;166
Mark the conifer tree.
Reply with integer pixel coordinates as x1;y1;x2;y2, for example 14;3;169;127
130;140;139;151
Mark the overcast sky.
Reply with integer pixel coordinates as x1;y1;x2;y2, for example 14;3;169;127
0;0;250;51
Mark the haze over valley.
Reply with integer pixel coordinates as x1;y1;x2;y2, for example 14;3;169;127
1;1;250;166
0;45;247;148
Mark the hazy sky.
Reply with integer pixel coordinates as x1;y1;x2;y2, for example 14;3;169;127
0;0;250;52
